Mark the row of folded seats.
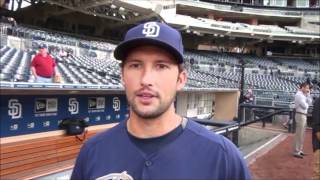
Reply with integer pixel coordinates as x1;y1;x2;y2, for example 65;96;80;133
188;70;239;89
0;46;122;85
0;46;317;92
3;23;318;72
0;46;32;82
185;50;318;73
277;58;319;72
70;55;121;76
57;59;120;85
12;26;114;51
192;68;298;91
57;55;121;85
246;74;297;91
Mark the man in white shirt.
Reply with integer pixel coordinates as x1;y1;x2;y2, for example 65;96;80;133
293;82;312;158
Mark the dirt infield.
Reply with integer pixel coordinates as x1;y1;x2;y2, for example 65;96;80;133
249;129;313;180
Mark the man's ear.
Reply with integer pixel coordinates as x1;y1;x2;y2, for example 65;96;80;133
177;70;187;91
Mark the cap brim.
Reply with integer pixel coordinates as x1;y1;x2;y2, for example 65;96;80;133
114;38;183;64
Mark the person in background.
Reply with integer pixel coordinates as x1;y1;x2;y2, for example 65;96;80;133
1;0;10;9
58;48;67;57
244;87;254;103
312;97;320;180
6;17;17;28
293;82;312;158
31;44;59;83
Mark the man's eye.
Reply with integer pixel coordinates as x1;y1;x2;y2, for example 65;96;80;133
157;64;168;69
129;64;140;68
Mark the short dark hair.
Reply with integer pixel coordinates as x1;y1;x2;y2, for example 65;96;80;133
299;82;309;89
178;63;185;74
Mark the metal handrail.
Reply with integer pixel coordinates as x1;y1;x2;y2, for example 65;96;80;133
239;103;295;132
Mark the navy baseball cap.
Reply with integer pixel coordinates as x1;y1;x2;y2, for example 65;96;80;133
39;44;47;49
114;21;184;64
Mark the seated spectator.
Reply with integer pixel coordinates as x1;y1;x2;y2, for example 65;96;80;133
58;48;68;57
244;87;254;103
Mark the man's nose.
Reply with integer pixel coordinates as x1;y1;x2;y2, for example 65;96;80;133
140;67;154;87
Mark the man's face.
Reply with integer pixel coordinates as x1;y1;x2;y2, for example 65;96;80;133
301;85;310;94
121;45;186;119
39;48;47;55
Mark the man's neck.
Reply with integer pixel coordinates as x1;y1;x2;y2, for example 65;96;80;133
127;106;182;139
41;53;47;57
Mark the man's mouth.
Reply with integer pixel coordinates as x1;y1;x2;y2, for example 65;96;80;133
136;91;158;104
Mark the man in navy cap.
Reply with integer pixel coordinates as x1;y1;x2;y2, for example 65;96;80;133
71;21;251;180
31;44;59;83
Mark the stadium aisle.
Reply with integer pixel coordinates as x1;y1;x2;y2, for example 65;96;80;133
249;129;313;179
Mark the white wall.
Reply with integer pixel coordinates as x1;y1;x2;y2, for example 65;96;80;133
176;90;239;120
265;0;287;6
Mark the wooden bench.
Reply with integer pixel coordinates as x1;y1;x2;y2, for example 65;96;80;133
0;124;117;180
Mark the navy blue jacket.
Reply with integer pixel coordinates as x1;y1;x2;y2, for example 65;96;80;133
312;97;320;151
71;119;252;180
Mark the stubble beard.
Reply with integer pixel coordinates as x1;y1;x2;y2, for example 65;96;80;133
128;92;176;120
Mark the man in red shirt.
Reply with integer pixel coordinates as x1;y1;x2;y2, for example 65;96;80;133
31;44;59;83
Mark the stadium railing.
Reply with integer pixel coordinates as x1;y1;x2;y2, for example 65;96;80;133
194;103;296;148
194;119;240;146
239;102;317;134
